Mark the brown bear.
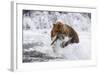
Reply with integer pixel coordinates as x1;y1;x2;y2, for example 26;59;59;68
51;21;79;48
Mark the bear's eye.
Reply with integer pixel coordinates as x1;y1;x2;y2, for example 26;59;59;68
55;30;59;33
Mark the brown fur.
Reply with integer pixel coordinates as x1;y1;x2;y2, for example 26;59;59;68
51;21;79;48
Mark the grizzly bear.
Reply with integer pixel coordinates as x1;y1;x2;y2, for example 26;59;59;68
51;21;79;48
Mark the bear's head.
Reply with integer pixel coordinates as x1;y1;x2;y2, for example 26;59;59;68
51;21;64;39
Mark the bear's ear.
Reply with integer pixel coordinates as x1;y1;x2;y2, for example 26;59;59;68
53;23;56;26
